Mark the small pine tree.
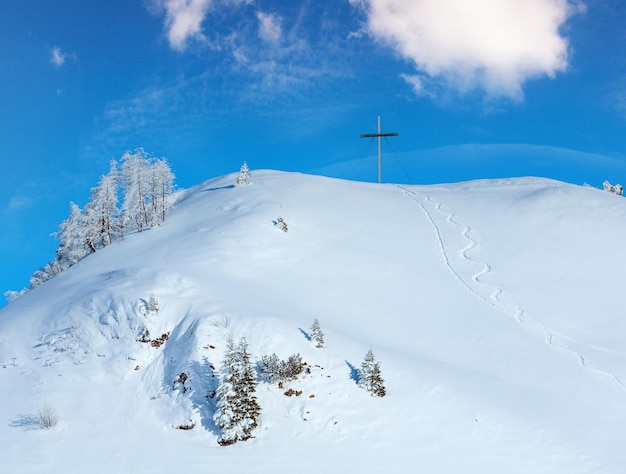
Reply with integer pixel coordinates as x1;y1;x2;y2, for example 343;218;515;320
310;319;324;348
276;217;288;232
258;353;281;383
236;162;252;186
148;294;159;314
213;338;261;445
358;348;386;397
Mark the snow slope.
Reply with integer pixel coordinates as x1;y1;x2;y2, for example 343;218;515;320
1;171;625;473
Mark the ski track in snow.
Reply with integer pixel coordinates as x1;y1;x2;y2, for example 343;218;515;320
397;185;626;390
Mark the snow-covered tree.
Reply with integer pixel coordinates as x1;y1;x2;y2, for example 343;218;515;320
310;319;324;348
121;149;175;231
358;348;386;397
120;149;150;232
29;259;63;288
148;158;175;225
55;202;92;268
147;294;159;314
603;180;623;196
4;288;27;303
213;338;261;445
258;353;304;383
236;161;252;186
275;217;288;232
83;160;122;248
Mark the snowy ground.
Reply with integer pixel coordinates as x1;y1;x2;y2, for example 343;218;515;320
1;171;625;473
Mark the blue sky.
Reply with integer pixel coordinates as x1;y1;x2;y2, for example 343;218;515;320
1;0;625;302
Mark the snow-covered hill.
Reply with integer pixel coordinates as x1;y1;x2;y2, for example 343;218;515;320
1;171;625;473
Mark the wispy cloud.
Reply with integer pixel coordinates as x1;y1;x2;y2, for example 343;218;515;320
351;0;585;100
257;11;282;44
4;194;35;214
50;46;68;67
149;0;255;51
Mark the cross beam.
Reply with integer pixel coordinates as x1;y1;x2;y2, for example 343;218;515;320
360;115;398;183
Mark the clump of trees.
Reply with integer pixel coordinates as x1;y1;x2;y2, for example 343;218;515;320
26;149;175;289
213;338;261;446
258;352;304;384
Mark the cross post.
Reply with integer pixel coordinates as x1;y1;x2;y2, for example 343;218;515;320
360;115;398;184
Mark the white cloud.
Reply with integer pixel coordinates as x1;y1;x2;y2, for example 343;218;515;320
353;0;584;99
158;0;214;51
50;46;67;67
257;11;282;44
151;0;254;51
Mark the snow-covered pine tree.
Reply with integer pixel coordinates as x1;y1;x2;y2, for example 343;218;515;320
258;353;281;383
258;353;304;383
310;319;324;348
358;348;386;397
147;294;159;314
213;338;261;445
236;161;252;186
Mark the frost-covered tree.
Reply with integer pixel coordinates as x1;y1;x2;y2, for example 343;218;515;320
358;348;386;397
29;259;63;288
120;149;150;232
213;338;261;445
121;149;175;231
236;161;252;186
603;180;623;196
310;319;324;348
83;160;122;248
148;158;175;225
147;294;159;314
55;202;92;267
275;217;288;232
258;353;304;383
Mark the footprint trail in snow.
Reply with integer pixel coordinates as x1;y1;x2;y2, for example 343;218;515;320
397;185;626;390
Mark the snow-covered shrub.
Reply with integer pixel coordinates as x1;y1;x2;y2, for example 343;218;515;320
37;404;59;429
236;161;252;186
4;288;27;303
213;338;261;446
275;217;288;233
603;180;623;196
310;319;324;348
259;353;304;383
357;349;386;397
